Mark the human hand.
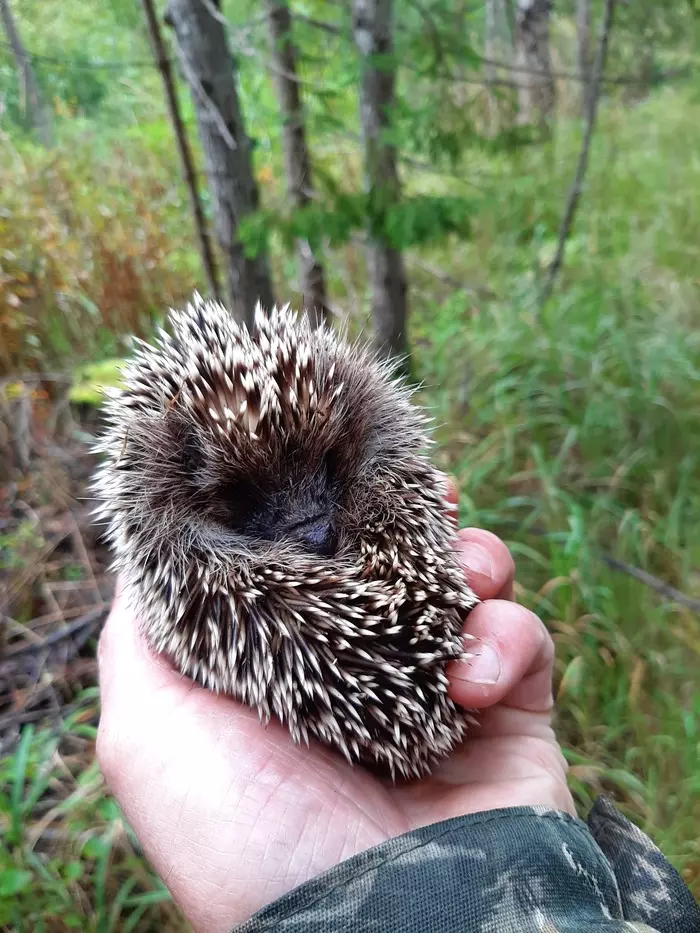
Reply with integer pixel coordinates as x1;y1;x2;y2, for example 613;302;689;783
97;506;573;933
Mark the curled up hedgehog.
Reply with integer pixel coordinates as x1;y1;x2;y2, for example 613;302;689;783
93;296;478;779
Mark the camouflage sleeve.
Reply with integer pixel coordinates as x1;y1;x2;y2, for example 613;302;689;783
234;796;700;933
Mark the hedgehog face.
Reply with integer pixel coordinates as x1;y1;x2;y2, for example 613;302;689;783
94;297;478;779
204;456;339;556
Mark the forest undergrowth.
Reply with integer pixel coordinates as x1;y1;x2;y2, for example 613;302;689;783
1;69;699;931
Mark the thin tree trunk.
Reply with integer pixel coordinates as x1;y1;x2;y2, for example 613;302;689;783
484;0;513;133
264;0;329;328
576;0;592;115
141;0;221;302
514;0;555;133
0;0;51;145
541;0;617;304
351;0;409;363
484;0;498;126
504;0;516;49
164;0;275;328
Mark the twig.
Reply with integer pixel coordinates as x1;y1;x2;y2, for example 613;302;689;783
6;528;74;605
199;0;228;26
2;614;45;646
0;707;67;730
141;0;221;301
489;517;700;614
295;12;344;36
167;27;238;150
28;772;105;850
0;695;98;754
12;603;106;631
40;580;63;621
293;7;680;88
4;606;108;660
600;555;700;614
540;0;617;304
68;512;101;596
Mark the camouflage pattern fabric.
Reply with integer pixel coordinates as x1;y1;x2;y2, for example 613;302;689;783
235;797;700;932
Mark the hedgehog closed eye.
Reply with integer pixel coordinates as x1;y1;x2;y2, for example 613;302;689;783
213;473;339;556
93;295;478;780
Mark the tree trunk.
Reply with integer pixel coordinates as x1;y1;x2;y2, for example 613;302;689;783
484;0;514;133
351;0;408;363
264;0;329;328
484;0;498;109
514;0;555;132
0;0;51;145
576;0;591;114
141;0;221;302
504;0;516;49
164;0;275;328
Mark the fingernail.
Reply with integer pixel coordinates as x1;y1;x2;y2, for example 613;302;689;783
458;542;493;580
454;640;502;685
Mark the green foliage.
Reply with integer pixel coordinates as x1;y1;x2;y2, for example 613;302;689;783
410;86;700;882
0;60;106;132
2;0;700;922
0;700;185;932
0;134;204;374
0;0;156;132
240;193;473;256
69;359;124;406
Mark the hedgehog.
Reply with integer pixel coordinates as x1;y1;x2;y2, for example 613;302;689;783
93;295;478;779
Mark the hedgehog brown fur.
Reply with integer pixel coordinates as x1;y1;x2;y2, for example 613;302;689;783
93;295;478;779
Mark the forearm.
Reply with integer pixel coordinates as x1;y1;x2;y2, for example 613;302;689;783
234;797;699;933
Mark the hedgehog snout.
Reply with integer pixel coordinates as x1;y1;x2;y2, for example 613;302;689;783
217;467;339;557
255;501;338;556
288;516;337;556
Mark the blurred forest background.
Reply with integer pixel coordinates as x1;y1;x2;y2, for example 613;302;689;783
1;0;700;929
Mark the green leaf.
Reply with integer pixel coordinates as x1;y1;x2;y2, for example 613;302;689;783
9;726;34;846
81;835;109;860
69;358;124;406
63;861;84;883
0;869;33;898
64;913;84;929
557;656;586;700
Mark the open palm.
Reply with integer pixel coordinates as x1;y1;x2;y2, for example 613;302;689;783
97;527;573;933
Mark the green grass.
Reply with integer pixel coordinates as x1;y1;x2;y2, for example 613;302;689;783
0;694;185;932
412;84;700;889
2;63;700;933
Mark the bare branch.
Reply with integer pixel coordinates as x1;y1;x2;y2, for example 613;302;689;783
489;517;700;615
141;0;221;300
0;0;52;144
540;0;617;304
168;27;237;150
294;12;344;36
4;607;108;660
601;555;700;614
576;0;592;114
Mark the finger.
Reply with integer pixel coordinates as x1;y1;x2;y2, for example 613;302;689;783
443;474;458;508
457;528;515;601
438;472;459;528
448;599;554;713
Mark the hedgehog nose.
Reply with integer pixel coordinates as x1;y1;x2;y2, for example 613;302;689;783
300;519;337;556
